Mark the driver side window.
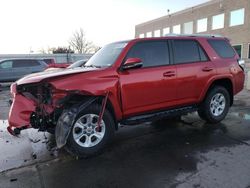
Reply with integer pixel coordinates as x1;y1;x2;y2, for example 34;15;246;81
0;61;13;69
126;41;170;68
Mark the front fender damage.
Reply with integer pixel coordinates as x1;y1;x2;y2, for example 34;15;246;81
55;97;97;148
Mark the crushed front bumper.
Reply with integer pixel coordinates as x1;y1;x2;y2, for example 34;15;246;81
7;84;36;135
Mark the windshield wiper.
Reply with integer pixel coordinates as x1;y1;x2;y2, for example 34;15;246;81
83;65;102;68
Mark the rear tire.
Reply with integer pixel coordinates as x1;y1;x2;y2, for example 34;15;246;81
198;86;230;124
65;104;115;157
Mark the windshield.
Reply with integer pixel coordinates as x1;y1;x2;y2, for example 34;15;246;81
84;41;128;67
68;59;87;69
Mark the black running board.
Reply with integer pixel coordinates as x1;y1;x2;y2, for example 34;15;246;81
121;105;198;125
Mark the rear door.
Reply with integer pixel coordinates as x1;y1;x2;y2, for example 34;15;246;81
119;40;177;117
12;60;32;78
29;60;47;73
13;60;45;78
172;39;216;104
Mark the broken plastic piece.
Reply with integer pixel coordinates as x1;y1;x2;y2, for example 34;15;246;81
55;97;97;148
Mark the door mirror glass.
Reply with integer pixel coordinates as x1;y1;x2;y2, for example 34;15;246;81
123;58;142;70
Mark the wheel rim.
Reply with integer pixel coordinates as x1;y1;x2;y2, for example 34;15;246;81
210;93;226;117
72;114;105;148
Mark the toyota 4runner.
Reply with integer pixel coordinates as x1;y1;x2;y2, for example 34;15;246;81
7;35;245;157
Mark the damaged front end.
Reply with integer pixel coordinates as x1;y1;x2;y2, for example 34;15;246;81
8;82;64;135
8;81;108;148
8;82;91;132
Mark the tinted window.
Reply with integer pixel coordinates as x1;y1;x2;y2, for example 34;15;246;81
126;41;169;67
208;39;236;58
198;46;208;61
233;45;242;58
0;61;13;69
13;60;40;68
43;59;53;64
173;40;208;64
249;44;250;59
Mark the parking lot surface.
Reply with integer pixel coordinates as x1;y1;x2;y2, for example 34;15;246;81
0;85;250;188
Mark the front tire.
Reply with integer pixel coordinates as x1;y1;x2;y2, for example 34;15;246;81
198;86;230;124
65;104;115;157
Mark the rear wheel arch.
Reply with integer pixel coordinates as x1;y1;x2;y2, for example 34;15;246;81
202;78;234;106
198;85;230;123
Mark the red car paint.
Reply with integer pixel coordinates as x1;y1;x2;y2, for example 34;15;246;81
7;36;245;134
46;63;71;69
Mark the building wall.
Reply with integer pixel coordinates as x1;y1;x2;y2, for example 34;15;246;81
135;0;250;61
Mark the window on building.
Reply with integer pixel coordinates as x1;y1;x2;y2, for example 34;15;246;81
183;21;193;34
212;13;225;30
173;24;181;34
230;8;245;27
163;27;170;35
173;40;208;64
208;39;236;58
146;32;152;37
154;30;161;37
232;45;242;58
126;41;170;67
197;18;207;33
139;34;145;38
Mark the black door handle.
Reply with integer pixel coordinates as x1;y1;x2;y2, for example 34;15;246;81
163;71;175;77
202;67;213;72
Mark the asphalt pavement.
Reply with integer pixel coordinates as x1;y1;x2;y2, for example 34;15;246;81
0;83;250;187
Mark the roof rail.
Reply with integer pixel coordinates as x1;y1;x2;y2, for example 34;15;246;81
164;34;222;38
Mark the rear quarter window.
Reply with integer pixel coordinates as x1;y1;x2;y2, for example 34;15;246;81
208;39;236;58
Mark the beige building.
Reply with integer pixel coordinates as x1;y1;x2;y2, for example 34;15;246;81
135;0;250;63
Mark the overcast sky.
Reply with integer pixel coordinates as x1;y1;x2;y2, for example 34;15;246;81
0;0;209;54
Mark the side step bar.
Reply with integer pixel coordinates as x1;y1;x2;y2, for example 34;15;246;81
121;105;198;125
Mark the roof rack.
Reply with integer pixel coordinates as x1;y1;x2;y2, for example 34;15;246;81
164;34;222;38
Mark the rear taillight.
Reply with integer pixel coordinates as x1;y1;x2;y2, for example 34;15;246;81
237;59;245;71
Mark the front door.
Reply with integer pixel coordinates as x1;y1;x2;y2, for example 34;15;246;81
119;40;177;117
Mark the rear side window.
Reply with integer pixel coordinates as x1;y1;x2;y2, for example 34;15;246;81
173;40;208;64
126;41;170;68
208;39;236;58
13;60;40;68
43;59;54;64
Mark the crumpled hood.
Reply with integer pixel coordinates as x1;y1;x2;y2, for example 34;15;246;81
16;67;99;85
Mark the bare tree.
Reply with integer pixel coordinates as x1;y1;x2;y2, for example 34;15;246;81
69;28;96;54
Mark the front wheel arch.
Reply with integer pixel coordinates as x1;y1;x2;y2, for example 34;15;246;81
65;103;115;157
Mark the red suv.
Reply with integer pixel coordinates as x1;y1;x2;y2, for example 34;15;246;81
7;35;245;157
